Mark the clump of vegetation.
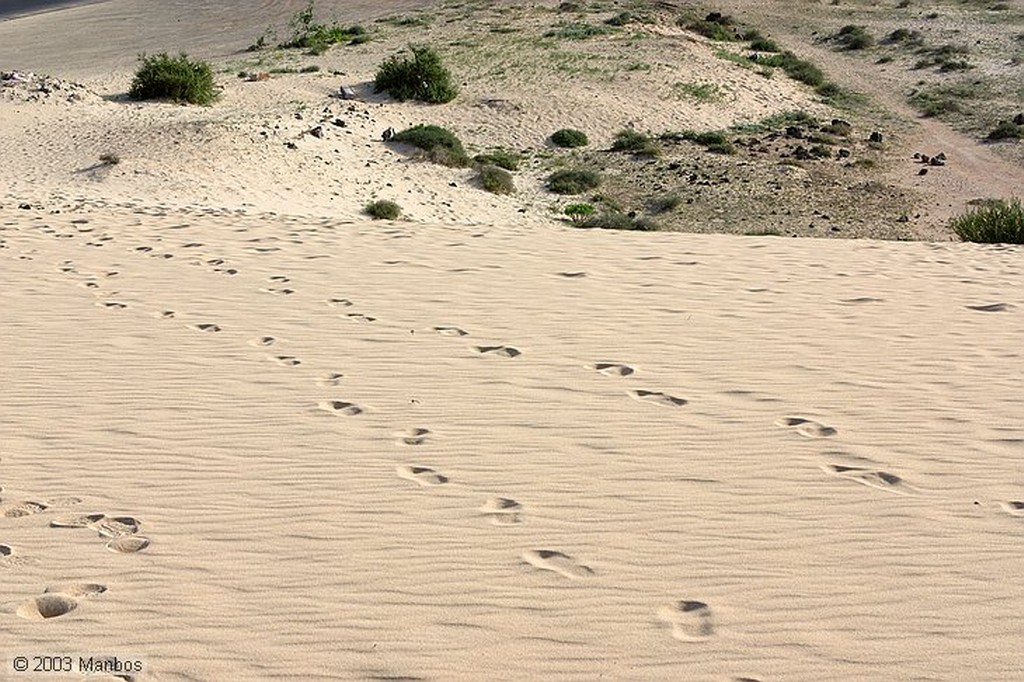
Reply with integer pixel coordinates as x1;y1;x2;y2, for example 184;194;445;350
731;110;818;134
681;12;740;42
374;44;458;104
581;211;659;231
545;22;616;40
605;11;634;27
564;202;596;223
129;53;217;105
478;165;516;194
662;129;735;154
884;28;924;47
98;153;120;166
278;1;368;54
674;81;724;103
365;200;402;220
391;124;470;167
987;120;1023;140
908;81;987;117
744;30;780;52
551;128;589;148
548;168;602;194
473;149;520;171
832;25;874;50
950;198;1023;243
758;51;826;87
611;129;660;156
913;44;972;72
650;193;682;213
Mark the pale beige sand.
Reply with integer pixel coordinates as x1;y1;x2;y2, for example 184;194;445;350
2;1;1024;681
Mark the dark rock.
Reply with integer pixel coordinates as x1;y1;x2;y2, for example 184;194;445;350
309;126;324;139
785;126;804;139
929;157;945;166
920;155;930;164
331;118;346;127
918;167;928;175
284;141;298;150
1014;113;1024;126
838;148;851;158
831;118;851;129
897;215;909;223
449;182;458;187
793;146;812;160
913;152;921;159
935;152;946;161
381;126;396;142
19;203;32;209
869;131;883;143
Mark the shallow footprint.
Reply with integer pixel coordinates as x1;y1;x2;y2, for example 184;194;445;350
480;497;522;525
397;428;431;446
657;600;714;641
190;323;222;333
50;513;106;529
433;326;468;337
327;298;353;308
98;301;127;310
249;336;277;347
345;313;376;322
92;516;141;538
107;536;150;553
966;303;1013;313
272;355;301;366
3;501;48;518
999;501;1024;517
775;416;837;438
474;345;521;358
16;594;79;620
317;373;344;387
628;390;686;407
44;583;107;598
396;465;449;486
318;400;363;416
591;362;635;377
558;271;587;278
823;464;916;495
522;550;593;579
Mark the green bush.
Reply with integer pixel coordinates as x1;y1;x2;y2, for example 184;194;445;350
365;200;402;220
611;129;660;156
582;211;659;231
374;44;458;104
564;202;596;223
473;150;520;171
391;124;470;167
650;193;682;213
478;165;515;194
129;53;217;105
279;2;367;54
987;120;1023;140
833;25;874;50
545;22;616;40
950;198;1023;243
662;129;735;154
759;51;825;87
548;168;601;194
746;31;780;52
681;12;739;42
551;128;589;148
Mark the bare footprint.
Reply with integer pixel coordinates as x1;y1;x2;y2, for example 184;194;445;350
250;336;277;347
327;298;354;308
522;550;593;579
397;428;431;446
838;297;884;304
775;416;837;438
3;501;48;518
823;464;916;495
93;516;141;538
433;326;468;337
16;593;79;620
272;355;301;367
628;390;686;407
480;497;522;525
44;583;107;598
107;536;151;553
190;323;222;333
317;373;344;387
966;303;1013;312
50;513;106;529
396;465;449;486
591;362;635;377
345;313;376;322
473;345;521;358
318;400;363;416
657;600;714;641
999;501;1024;517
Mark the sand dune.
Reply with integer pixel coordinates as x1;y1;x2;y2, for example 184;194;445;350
2;0;1023;680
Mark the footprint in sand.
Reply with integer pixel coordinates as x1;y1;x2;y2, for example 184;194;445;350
628;390;687;407
3;501;48;518
822;464;916;495
345;313;376;322
396;465;449;486
838;297;884;304
50;513;107;529
16;593;80;620
190;323;222;333
318;400;363;416
106;536;151;553
433;326;468;337
44;583;107;598
558;271;587;278
155;310;176;319
966;303;1013;313
93;516;142;538
327;298;354;308
522;550;593;579
260;287;295;296
97;301;127;309
272;355;301;367
473;345;521;358
775;416;837;438
317;373;344;387
480;497;522;525
250;336;277;347
269;275;291;283
999;501;1024;517
397;428;431;446
657;600;714;641
590;362;635;377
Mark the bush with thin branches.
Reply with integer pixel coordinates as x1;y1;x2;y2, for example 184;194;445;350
129;53;216;105
951;198;1023;243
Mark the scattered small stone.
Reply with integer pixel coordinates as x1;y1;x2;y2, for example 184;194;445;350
929;157;945;167
935;152;946;161
838;148;851;158
1013;113;1024;126
869;131;883;143
920;154;931;164
382;126;396;142
284;141;298;150
19;203;32;209
918;167;928;176
897;215;909;223
449;182;458;187
331;118;346;127
309;125;324;139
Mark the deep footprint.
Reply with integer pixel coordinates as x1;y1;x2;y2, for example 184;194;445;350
3;501;48;518
474;345;521;358
628;390;686;407
433;326;468;337
107;536;151;553
522;550;593;579
397;428;431;446
480;497;522;525
17;594;80;620
396;465;449;486
999;501;1024;517
592;362;635;377
657;600;714;641
823;464;915;494
775;416;837;438
966;303;1013;312
272;355;301;366
318;400;363;416
191;323;222;333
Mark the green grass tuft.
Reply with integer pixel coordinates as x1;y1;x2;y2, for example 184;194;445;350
611;129;660;156
365;200;402;220
551;128;589;148
950;198;1023;243
478;165;516;194
129;53;217;105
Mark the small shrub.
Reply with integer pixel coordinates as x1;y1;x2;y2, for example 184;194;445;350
300;65;320;73
129;53;217;105
605;11;633;26
545;22;616;40
98;153;120;166
582;211;659;231
746;31;780;52
759;51;825;87
833;25;874;50
564;202;596;223
392;124;470;167
611;129;660;156
681;12;739;42
548;168;601;194
987;120;1023;140
674;81;724;103
950;198;1023;243
365;200;401;220
473;150;520;171
663;130;735;154
478;165;515;195
374;44;458;104
885;28;923;46
280;2;368;54
551;128;589;148
650;193;682;213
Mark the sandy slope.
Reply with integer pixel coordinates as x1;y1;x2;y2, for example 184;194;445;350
2;1;1024;681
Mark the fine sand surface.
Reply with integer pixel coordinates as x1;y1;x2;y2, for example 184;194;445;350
2;1;1024;681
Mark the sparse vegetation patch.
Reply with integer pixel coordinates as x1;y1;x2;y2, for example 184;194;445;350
391;124;470;167
611;129;660;156
548;168;602;194
478;165;516;194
